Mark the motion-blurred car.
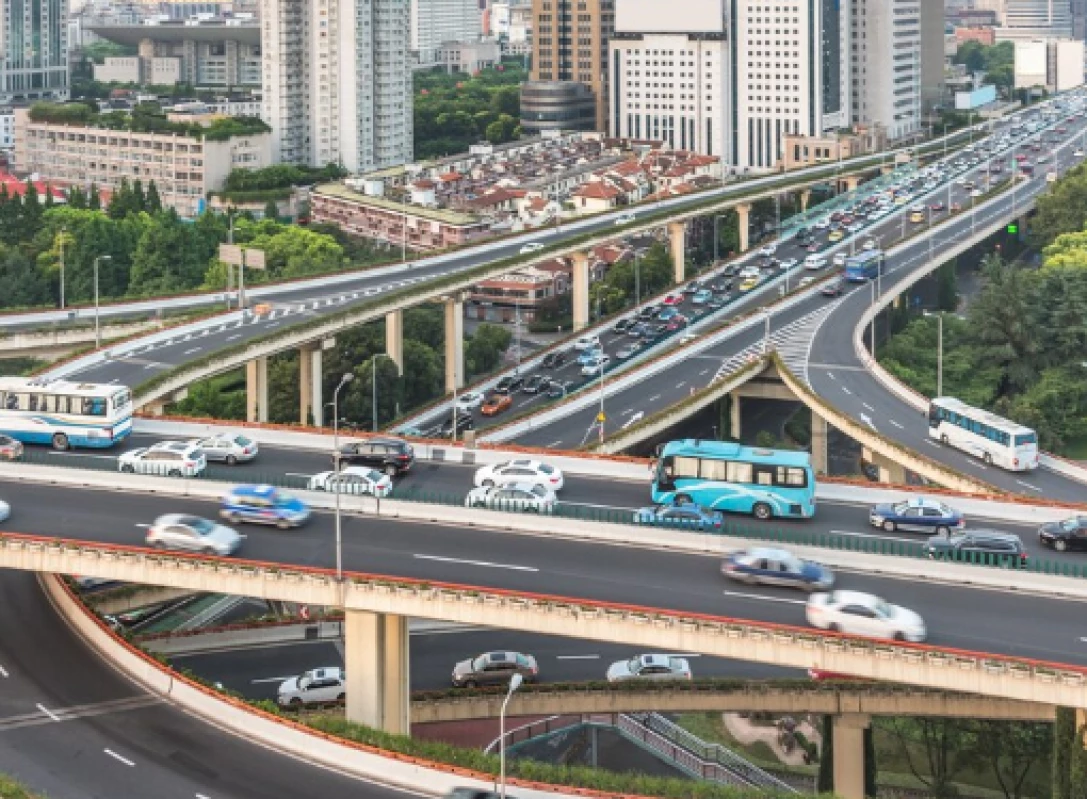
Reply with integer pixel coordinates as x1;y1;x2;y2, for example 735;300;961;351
805;590;926;642
474;459;564;491
633;503;723;530
0;434;22;461
464;483;556;513
146;514;243;556
721;547;834;591
606;654;692;682
220;484;311;528
119;442;206;478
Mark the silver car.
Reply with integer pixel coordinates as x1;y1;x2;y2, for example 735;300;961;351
190;433;259;465
606;653;692;683
145;514;243;556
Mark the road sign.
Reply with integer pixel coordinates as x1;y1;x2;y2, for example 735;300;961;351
245;248;267;270
218;244;243;266
596;411;606;423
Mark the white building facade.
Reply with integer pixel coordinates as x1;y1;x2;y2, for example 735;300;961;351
411;0;483;66
998;0;1073;40
262;0;413;173
849;0;921;141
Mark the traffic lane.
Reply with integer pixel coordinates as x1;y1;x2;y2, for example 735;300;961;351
4;481;1087;667
0;572;407;799
170;629;805;701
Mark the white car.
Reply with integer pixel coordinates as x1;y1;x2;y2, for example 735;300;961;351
1075;149;1084;157
119;441;206;478
465;482;556;513
307;466;393;497
833;253;847;267
277;667;346;707
519;242;545;254
606;654;692;682
614;212;636;225
189;433;258;465
803;255;828;270
805;590;927;642
580;354;611;375
455;391;485;412
862;239;879;251
778;258;799;270
758;243;777;256
969;188;983;198
738;265;761;281
145;514;243;557
574;334;601;351
474;459;565;492
813;217;831;230
0;499;10;522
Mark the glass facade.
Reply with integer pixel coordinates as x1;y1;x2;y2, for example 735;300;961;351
1;0;70;102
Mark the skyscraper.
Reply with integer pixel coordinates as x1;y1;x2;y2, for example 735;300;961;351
262;0;413;173
411;0;483;66
998;0;1073;40
531;0;614;131
850;0;921;140
1;0;70;104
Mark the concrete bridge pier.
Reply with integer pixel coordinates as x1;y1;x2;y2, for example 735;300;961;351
800;189;811;213
246;356;268;423
344;609;410;735
833;713;870;799
843;175;862;192
811;413;829;475
299;343;325;427
385;310;404;375
729;394;742;439
571;251;590;332
862;446;907;484
735;203;751;252
668;221;686;283
443;295;465;392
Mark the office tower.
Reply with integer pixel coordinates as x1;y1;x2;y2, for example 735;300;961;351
919;0;946;113
262;0;413;172
531;0;614;131
411;0;483;66
1;0;70;103
998;0;1073;40
850;0;922;140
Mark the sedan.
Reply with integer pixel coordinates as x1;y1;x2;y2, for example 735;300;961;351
1038;516;1087;552
868;497;964;535
455;391;485;412
452;651;538;688
574;334;601;351
0;499;10;522
519;242;544;255
494;375;524;394
778;258;798;271
721;547;834;591
189;433;258;465
474;459;564;491
805;590;926;642
828;230;844;242
821;279;846;298
464;482;556;513
541;351;568;369
580;355;611;375
616;341;642;359
691;289;714;305
929;201;945;212
612;317;636;334
633;503;723;530
277;667;346;707
606;654;692;683
758;243;777;256
480;393;513;416
308;466;393;497
522;375;549;394
0;435;22;461
145;514;243;557
656;306;680;321
739;277;759;292
662;293;684;306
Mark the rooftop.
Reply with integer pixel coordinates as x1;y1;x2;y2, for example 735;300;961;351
314;182;482;226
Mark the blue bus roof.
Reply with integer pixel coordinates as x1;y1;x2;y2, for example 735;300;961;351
660;439;812;467
845;250;881;266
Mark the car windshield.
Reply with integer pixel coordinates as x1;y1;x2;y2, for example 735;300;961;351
531;485;548;497
188;518;216;536
1061;518;1079;531
873;600;893;619
627;657;642;673
235;435;253;447
471;656;488;671
298;675;312;690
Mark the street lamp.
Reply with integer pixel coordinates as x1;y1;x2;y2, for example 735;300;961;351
924;311;944;397
93;255;112;348
499;673;524;799
371;353;393;433
58;227;67;310
332;372;354;583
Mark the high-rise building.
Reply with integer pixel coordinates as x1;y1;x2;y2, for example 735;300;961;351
262;0;413;173
850;0;921;140
997;0;1073;40
918;0;946;113
411;0;483;66
530;0;614;131
1;0;70;104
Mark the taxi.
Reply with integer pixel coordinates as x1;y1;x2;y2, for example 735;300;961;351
868;497;964;535
220;484;311;529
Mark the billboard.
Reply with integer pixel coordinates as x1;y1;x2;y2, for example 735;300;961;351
954;84;997;110
615;0;726;33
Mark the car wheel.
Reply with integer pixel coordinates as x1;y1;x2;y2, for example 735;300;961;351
1056;539;1068;552
225;455;237;466
828;623;841;633
121;464;135;473
940;434;949;445
289;697;302;707
464;680;478;689
168;469;182;478
336;693;346;702
893;631;906;642
882;520;896;532
202;546;217;555
51;433;70;451
384;464;398;478
150;540;165;550
936;525;950;536
229;512;242;524
752;502;772;521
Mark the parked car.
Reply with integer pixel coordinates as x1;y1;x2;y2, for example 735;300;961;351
633;503;723;530
1038;516;1087;552
480;393;513;416
220;484;311;528
464;483;556;513
189;433;258;465
474;459;564;491
924;530;1028;566
868;497;964;535
451;651;538;688
606;654;692;682
308;466;393;497
805;590;926;642
146;514;243;556
277;667;346;707
494;374;525;394
721;547;834;591
336;438;414;477
119;441;206;478
541;351;569;369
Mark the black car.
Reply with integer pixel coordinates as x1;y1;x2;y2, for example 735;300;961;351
681;282;700;295
711;280;733;293
494;374;525;394
1038;516;1087;552
436;413;474;438
793;227;809;240
544;381;566;399
629;321;652;338
924;530;1028;567
637;304;660;321
522;374;548;394
821;279;846;298
613;317;636;334
335;437;414;477
646;322;669;339
541;350;568;369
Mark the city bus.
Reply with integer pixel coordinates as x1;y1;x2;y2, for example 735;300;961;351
844;250;884;283
0;377;133;451
651;439;816;520
928;397;1038;471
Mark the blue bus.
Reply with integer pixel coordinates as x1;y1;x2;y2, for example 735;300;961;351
844;250;884;283
651;439;816;520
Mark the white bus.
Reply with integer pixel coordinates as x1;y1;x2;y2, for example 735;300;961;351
927;397;1038;471
0;377;133;451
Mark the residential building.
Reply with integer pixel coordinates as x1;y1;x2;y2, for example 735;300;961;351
13;108;272;216
996;0;1073;41
531;0;614;132
436;39;501;72
955;27;997;46
0;109;15;151
261;0;412;173
778;126;887;170
411;0;483;67
1;0;69;104
850;0;922;141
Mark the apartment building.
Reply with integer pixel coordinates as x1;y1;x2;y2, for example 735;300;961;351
411;0;483;66
261;0;412;173
850;0;921;141
530;0;614;131
13;109;272;217
1;0;69;104
997;0;1073;41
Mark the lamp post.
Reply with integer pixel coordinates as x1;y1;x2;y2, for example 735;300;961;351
371;353;392;433
93;255;112;348
634;252;641;307
499;673;524;799
924;311;944;397
58;227;67;310
332;372;354;583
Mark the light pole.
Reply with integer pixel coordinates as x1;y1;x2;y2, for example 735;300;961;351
924;311;943;397
597;356;606;444
499;673;524;799
58;227;67;310
634;253;641;307
370;353;392;433
332;372;354;583
93;254;112;348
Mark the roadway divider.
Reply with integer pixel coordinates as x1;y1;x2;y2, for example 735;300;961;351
5;460;1087;599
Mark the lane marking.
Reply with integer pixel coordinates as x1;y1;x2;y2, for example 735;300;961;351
1016;480;1042;492
560;501;634;512
648;394;661;402
676;382;686;388
36;704;60;722
546;440;564;448
226;334;241;341
104;749;135;767
251;676;297;684
49;452;115;460
556;655;600;660
841;387;852;395
183;347;202;355
196;794;212;799
924;440;941;448
829;528;919;544
621;409;633;416
889;420;904;429
413;554;539;572
285;472;316;479
863;402;874;411
699;369;709;376
134;523;151;529
721;590;807;606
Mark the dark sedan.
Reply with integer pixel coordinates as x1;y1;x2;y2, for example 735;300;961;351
541;351;568;369
1038;516;1087;552
721;547;834;591
522;375;548;394
494;374;525;394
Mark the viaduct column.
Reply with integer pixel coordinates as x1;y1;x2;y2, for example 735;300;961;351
667;221;686;283
832;714;870;799
843;175;862;192
444;295;465;393
735;203;751;252
571;252;590;332
385;310;404;375
344;610;410;735
800;189;811;213
245;357;268;423
810;413;829;475
729;394;742;440
298;344;325;427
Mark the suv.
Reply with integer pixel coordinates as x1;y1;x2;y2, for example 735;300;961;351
924;530;1028;567
335;438;414;477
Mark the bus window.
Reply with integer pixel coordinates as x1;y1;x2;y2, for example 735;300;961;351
727;461;753;483
701;459;728;481
657;456;676;490
1015;433;1037;445
83;397;106;417
673;456;700;479
777;466;808;487
754;467;774;486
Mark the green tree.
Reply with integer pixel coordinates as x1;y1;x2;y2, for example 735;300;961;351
935;262;959;312
400;340;442;409
968;254;1041;395
967;721;1051;799
465;323;512;378
263;199;280;221
1031;163;1087;247
145;181;162;215
883;717;977;798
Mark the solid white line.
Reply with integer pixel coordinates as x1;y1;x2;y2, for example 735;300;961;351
196;794;212;799
183;347;202;355
49;452;115;460
827;372;836;380
1016;480;1042;492
285;472;315;479
226;334;241;341
829;528;919;544
556;655;600;660
889;420;904;429
560;501;634;512
413;554;539;572
924;440;941;447
546;441;564;448
621;409;633;415
251;676;297;684
104;749;135;767
721;590;807;606
37;704;61;722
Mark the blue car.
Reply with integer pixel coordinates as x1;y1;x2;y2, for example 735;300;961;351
721;547;834;591
656;306;679;321
220;484;311;529
633;503;723;530
692;289;714;305
577;347;603;365
868;497;964;535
